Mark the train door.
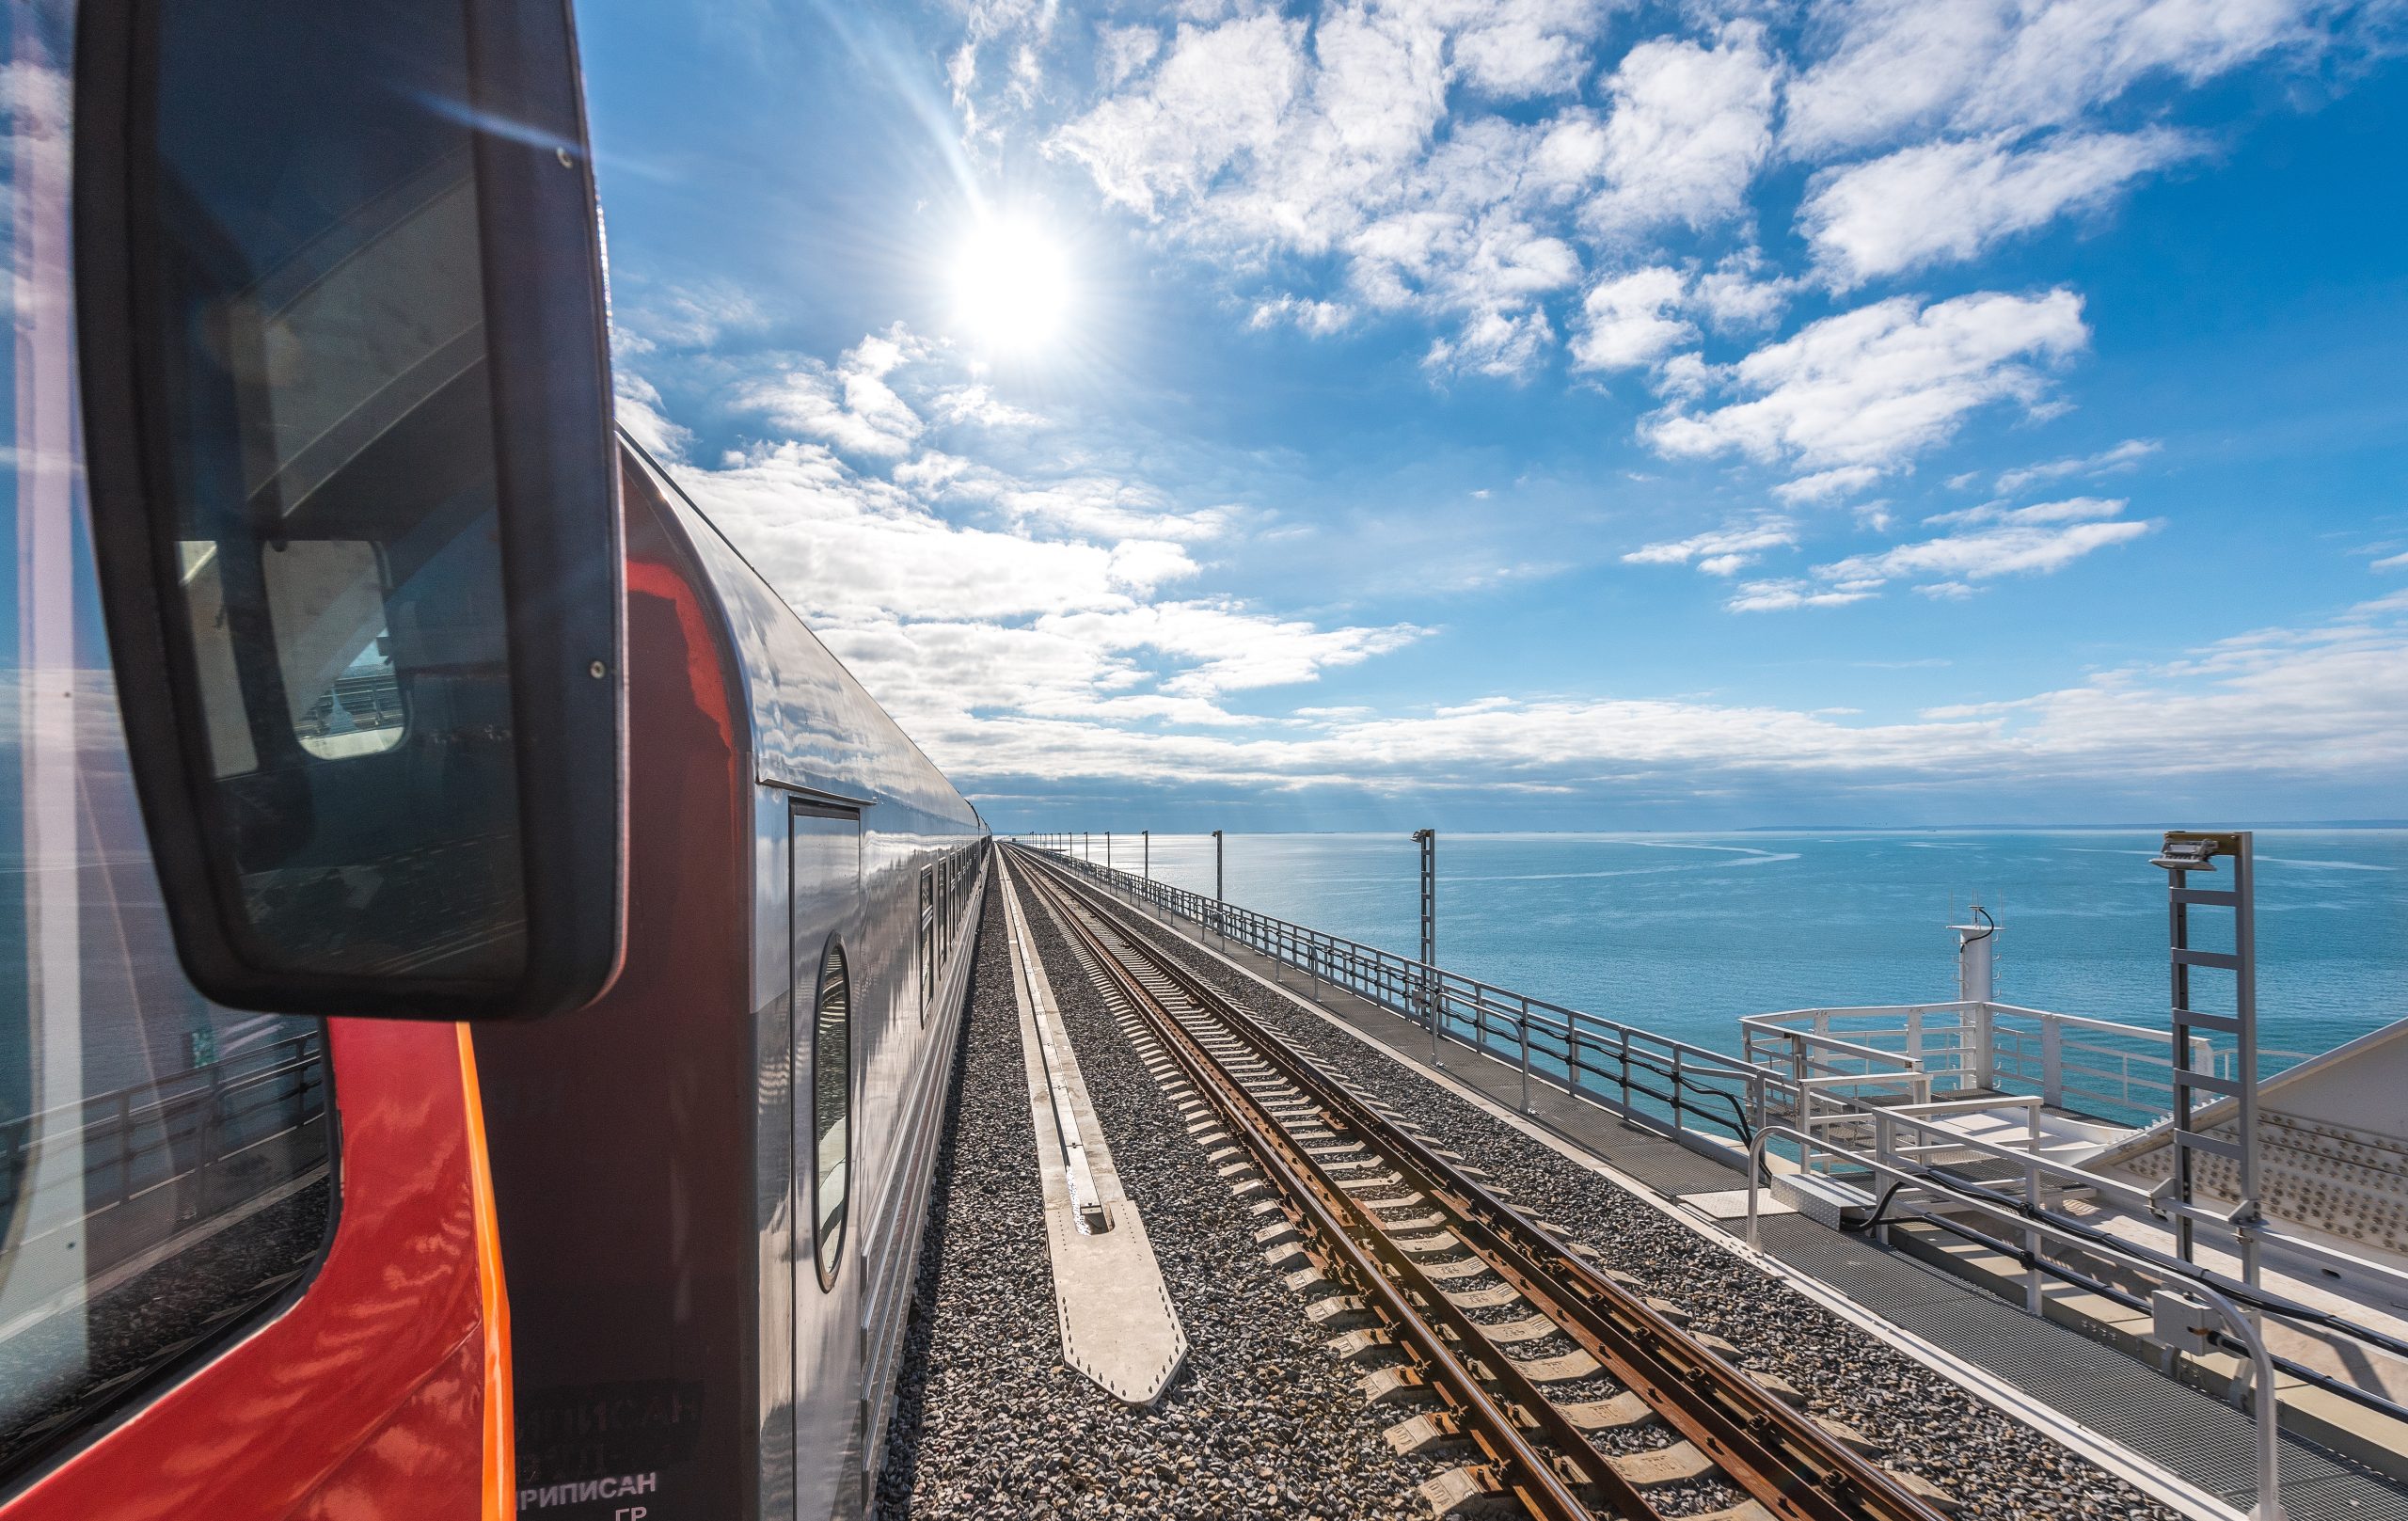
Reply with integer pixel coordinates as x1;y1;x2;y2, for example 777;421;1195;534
787;801;862;1518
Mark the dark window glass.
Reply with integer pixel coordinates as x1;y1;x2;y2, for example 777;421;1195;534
810;941;850;1290
133;0;527;979
918;869;934;1022
0;990;332;1477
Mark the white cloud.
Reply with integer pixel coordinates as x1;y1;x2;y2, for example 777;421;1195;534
927;594;2408;810
737;326;929;458
1715;498;2151;610
1802;129;2202;286
1569;266;1696;372
1624;519;1797;575
619;278;768;351
1052;13;1313;222
1995;436;2160;492
1925;494;2129;527
1448;0;1618;98
1782;0;2368;157
1817;498;2155;586
930;384;1047;430
1096;22;1163;88
1054;8;1602;371
1773;465;1884;504
1589;22;1781;232
662;351;2406;809
1727;577;1884;611
2374;551;2408;573
1249;293;1354;334
612;371;691;462
1693;253;1798;331
1045;602;1423;696
1642;289;2090;473
1423;308;1556;379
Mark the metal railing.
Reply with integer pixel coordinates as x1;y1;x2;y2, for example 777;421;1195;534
1746;1122;2290;1521
1741;1001;2312;1128
1028;846;1789;1153
0;1033;330;1281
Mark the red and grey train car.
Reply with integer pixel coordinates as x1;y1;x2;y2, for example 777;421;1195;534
1;0;986;1517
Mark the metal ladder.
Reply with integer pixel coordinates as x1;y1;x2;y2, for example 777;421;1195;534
2151;829;2263;1286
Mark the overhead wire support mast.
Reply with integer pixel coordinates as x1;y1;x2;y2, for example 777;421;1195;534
1415;829;1438;1067
1012;845;1946;1521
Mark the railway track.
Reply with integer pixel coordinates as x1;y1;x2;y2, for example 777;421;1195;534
1010;846;1953;1521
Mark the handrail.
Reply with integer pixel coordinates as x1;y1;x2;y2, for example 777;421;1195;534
1747;1122;2286;1521
1838;1097;2408;1311
1027;845;1789;1148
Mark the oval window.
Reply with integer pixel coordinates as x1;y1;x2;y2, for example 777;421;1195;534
810;939;851;1290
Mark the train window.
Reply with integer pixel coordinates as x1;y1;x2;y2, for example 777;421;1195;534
261;542;407;760
75;0;626;1021
918;868;935;1022
810;939;851;1290
0;994;333;1482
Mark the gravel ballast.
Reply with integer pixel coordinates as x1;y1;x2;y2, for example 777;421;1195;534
875;873;1435;1520
1054;867;2190;1521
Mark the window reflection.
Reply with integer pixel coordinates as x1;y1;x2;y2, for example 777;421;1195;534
812;942;850;1289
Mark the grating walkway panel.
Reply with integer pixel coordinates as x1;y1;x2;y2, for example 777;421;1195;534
1742;1216;2408;1521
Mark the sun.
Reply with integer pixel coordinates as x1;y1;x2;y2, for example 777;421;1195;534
949;215;1073;356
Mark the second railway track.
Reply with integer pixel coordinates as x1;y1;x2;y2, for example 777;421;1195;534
1010;845;1954;1521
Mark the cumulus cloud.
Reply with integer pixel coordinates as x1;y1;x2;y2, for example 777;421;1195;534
1569;266;1696;372
1802;129;2203;285
929;384;1047;430
1782;0;2370;157
1046;5;1616;376
737;326;930;458
637;324;1432;765
613;372;691;463
1589;22;1781;232
1095;22;1162;88
1450;0;1619;98
644;329;2404;816
1693;253;1798;331
1642;289;2090;473
1423;308;1557;379
1248;294;1354;334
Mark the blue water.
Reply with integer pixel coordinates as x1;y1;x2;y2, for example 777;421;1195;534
1085;831;2408;1066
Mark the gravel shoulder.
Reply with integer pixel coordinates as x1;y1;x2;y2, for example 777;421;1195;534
876;872;1436;1520
1070;876;2186;1521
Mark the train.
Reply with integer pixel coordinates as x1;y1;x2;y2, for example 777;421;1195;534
0;1;987;1518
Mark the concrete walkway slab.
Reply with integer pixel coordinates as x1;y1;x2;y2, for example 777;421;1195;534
995;854;1187;1404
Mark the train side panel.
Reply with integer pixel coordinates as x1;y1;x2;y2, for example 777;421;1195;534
471;451;984;1521
650;461;986;1513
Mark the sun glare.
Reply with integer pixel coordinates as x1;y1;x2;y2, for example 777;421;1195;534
950;216;1073;355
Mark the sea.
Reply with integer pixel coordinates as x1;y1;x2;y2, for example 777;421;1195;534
1085;830;2408;1069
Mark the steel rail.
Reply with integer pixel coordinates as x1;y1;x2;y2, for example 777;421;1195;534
1015;846;1947;1521
1018;861;1605;1520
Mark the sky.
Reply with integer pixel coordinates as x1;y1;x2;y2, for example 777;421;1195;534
573;0;2408;832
